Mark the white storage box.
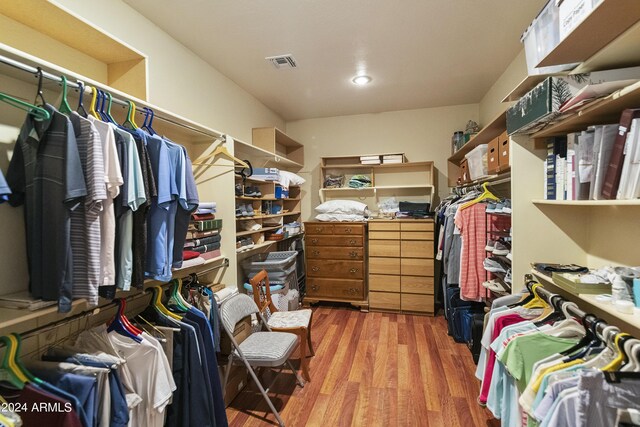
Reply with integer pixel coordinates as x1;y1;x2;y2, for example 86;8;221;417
521;0;577;75
558;0;594;40
465;144;488;180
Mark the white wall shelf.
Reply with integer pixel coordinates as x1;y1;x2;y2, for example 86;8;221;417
532;199;640;206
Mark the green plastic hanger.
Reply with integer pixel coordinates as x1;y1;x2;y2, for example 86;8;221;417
105;92;118;124
123;100;138;129
58;75;73;115
0;336;26;389
0;91;50;121
151;286;182;320
10;334;42;385
170;279;190;312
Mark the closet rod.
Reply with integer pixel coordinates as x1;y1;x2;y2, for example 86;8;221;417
0;53;223;140
525;274;635;339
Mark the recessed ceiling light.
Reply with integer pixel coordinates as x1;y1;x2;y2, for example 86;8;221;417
352;75;372;86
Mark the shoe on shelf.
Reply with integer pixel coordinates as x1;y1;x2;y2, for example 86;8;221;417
504;269;512;285
501;199;512;214
246;204;255;217
235;183;244;197
241;219;262;231
487;280;510;294
492;202;504;214
486;202;497;213
253;187;262;197
239;204;250;217
485;240;497;252
493;240;511;256
235;205;242;217
484;258;506;273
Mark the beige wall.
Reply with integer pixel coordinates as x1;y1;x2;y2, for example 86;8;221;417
55;0;285;142
478;49;527;126
286;104;479;220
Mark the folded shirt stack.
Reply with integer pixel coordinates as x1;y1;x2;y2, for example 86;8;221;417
183;203;222;261
348;174;372;188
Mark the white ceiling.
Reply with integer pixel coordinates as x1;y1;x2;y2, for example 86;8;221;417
124;0;545;121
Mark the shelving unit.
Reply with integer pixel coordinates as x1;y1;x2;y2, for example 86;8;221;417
319;156;435;210
532;199;640;206
532;271;640;337
447;111;507;186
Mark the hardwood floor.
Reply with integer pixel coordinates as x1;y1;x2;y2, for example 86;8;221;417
225;304;499;427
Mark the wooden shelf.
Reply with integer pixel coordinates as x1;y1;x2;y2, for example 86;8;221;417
236;226;281;237
320;187;375;192
537;0;640;69
448;111;506;163
457;171;512;188
235;232;305;254
532;199;640;206
236;211;301;221
235;176;299;187
503;75;552;102
0;255;228;335
250;127;304;167
322;161;434;170
374;185;434;190
532;270;640;336
234;138;304;170
532;80;640;138
236;196;278;201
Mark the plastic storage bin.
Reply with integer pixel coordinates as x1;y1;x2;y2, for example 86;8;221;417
464;144;488;180
521;0;577;75
242;251;298;284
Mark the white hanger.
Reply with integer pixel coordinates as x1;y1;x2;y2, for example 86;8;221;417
545;318;585;339
582;325;620;368
620;338;640;372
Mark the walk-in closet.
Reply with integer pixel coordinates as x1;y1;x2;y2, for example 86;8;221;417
0;1;639;426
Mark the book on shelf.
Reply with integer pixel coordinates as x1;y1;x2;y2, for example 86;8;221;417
567;132;579;200
590;124;618;200
617;118;640;200
545;137;566;200
382;154;404;164
602;109;640;199
360;159;381;165
546;140;556;200
576;129;595;200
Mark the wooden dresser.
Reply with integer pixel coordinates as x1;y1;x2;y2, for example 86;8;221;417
368;219;434;314
304;221;368;309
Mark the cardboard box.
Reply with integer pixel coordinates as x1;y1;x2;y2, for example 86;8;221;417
221;364;249;406
507;67;640;135
220;315;252;355
487;138;500;174
460;159;470;183
498;131;510;171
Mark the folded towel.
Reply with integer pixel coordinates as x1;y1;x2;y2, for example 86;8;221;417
192;213;215;221
183;250;200;260
199;202;217;210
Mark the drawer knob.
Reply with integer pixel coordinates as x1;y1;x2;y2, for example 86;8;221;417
315;227;322;232
349;268;358;274
348;288;358;295
349;251;358;258
345;227;352;233
312;250;320;256
311;285;320;291
349;239;356;245
312;266;320;272
311;238;319;244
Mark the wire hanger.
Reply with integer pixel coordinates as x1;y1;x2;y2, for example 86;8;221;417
0;90;50;121
58;75;73;115
76;80;88;117
192;138;250;168
34;67;46;106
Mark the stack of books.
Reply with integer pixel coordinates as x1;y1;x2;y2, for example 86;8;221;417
184;203;223;261
544;108;640;200
382;154;405;164
360;155;381;165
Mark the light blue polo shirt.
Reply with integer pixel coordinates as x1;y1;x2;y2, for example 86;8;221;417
0;169;10;202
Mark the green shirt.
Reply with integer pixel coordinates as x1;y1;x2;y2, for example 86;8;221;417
498;332;579;392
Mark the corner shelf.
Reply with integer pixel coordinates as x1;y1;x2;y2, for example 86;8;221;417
536;0;640;70
448;111;506;163
234;137;303;170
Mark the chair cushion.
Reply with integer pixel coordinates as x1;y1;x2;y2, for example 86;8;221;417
234;331;298;366
267;309;312;329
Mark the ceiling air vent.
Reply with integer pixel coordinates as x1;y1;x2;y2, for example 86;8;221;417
265;54;297;69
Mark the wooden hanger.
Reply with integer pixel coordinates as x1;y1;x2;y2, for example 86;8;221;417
192;138;249;168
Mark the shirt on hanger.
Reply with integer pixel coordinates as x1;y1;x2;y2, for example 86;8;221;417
69;112;107;307
87;115;123;288
173;148;199;268
454;203;487;301
6;104;87;312
0;169;11;202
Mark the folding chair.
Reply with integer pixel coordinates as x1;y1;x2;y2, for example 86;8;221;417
249;269;314;381
220;293;304;427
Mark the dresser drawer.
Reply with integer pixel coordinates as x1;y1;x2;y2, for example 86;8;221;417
333;224;364;235
401;293;434;313
369;231;400;240
307;260;364;279
369;240;400;257
400;222;434;232
370;291;401;310
307;246;363;260
401;276;434;295
306;223;334;235
400;240;433;258
400;231;434;241
369;221;400;231
369;257;400;275
305;235;363;247
369;274;400;292
401;258;434;276
307;278;364;300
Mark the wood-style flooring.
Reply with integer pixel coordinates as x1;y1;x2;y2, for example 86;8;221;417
225;304;499;426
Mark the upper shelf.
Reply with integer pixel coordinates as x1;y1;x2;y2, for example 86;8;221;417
251;127;304;167
502;75;550;102
532;199;640;206
448;111;506;163
536;0;640;70
234;137;304;170
532;80;640;138
322;161;434;170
